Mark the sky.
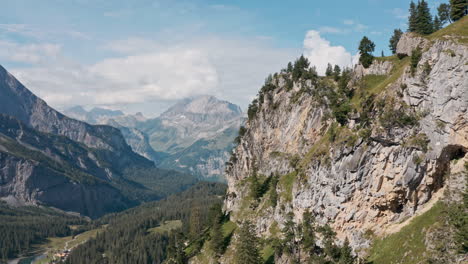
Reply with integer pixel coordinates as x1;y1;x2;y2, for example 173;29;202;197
0;0;446;116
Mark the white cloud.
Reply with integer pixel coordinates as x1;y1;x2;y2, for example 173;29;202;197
303;30;356;75
319;19;368;35
319;26;344;34
7;37;295;114
0;40;61;64
0;23;90;40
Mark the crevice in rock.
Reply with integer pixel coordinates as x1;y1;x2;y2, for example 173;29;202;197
433;144;467;191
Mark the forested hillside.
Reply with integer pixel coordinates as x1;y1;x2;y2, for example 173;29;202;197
65;182;226;264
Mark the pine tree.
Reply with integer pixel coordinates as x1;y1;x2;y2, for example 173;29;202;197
269;174;279;207
415;0;434;35
358;36;375;68
389;28;403;54
325;63;333;76
433;15;442;31
408;1;418;32
301;210;316;254
250;170;261;200
292;55;310;80
338;238;355;264
438;3;452;24
333;65;341;81
450;0;468;21
235;221;262;264
287;62;293;73
282;212;297;255
189;206;202;239
320;224;340;261
210;215;224;256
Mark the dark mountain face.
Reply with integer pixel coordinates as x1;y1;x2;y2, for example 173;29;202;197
0;65;149;167
0;65;197;218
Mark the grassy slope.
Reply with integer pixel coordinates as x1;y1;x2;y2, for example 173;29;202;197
148;220;183;234
427;16;468;44
367;202;444;264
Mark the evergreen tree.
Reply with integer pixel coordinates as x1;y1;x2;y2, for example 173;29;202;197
415;0;434;35
235;221;262;264
381;50;385;57
358;36;375;68
301;210;316;254
189;206;202;239
389;28;403;54
292;55;310;80
325;63;333;76
450;0;468;21
269;174;279;207
210;215;224;256
433;15;443;31
287;62;293;73
333;65;341;81
338;238;355;264
408;1;418;32
282;212;297;255
250;170;261;200
438;3;452;24
320;224;340;261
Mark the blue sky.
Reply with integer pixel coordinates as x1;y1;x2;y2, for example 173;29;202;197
0;0;445;115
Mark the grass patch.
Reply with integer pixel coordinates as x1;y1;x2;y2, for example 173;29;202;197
147;220;182;234
33;226;104;264
367;202;444;264
222;221;237;237
278;171;297;202
261;244;275;264
374;55;400;63
427;16;468;45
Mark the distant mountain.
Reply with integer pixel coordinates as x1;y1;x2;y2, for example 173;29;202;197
0;65;197;218
63;106;145;127
66;96;244;181
63;106;160;162
142;95;243;154
137;95;244;180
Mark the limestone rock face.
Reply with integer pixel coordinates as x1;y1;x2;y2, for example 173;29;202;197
354;59;394;79
223;35;468;258
396;32;430;56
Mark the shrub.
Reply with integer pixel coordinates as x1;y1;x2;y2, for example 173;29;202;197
234;126;247;144
410;48;423;76
380;107;419;129
397;53;408;59
247;99;259;120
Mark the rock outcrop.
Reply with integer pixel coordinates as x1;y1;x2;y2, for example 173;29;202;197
217;33;467;261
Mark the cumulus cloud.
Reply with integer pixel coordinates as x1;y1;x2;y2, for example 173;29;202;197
7;37;294;114
0;40;61;64
303;30;357;75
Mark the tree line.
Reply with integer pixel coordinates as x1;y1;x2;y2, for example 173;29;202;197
65;182;226;264
0;202;86;262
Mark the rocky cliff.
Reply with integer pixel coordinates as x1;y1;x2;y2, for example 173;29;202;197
0;66;197;218
0;66;151;170
197;30;467;262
